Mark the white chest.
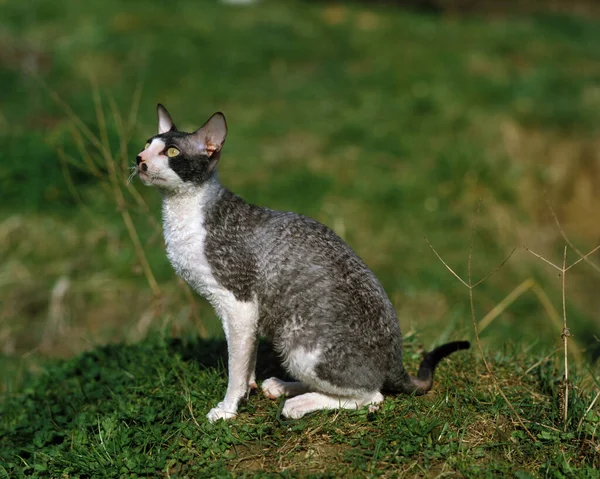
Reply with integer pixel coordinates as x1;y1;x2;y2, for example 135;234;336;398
160;182;259;341
161;191;221;299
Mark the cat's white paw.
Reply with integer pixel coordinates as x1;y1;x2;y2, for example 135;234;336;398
281;391;384;419
206;403;237;422
262;377;287;399
281;394;320;419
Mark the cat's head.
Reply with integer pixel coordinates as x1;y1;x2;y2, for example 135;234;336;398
135;104;227;191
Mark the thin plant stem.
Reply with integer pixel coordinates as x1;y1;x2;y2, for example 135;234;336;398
561;246;569;431
547;202;600;274
424;237;468;288
525;241;578;430
425;201;536;441
90;82;161;297
106;92;161;232
472;247;516;289
523;246;562;272
565;244;600;272
577;390;600;433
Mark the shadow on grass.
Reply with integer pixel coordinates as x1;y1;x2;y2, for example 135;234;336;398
166;336;292;382
0;337;290;469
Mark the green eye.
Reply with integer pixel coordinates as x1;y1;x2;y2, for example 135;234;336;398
144;142;150;149
167;147;180;157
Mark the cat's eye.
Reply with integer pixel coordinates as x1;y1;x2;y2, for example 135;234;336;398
144;142;150;149
167;147;180;157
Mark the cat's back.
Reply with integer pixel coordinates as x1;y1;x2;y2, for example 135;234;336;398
200;187;393;314
255;211;370;277
253;209;396;334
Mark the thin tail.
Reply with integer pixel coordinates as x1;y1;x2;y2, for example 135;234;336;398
385;341;470;396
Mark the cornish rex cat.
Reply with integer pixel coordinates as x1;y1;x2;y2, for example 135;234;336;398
135;104;469;422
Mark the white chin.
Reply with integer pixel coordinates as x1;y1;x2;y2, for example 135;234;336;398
139;172;155;185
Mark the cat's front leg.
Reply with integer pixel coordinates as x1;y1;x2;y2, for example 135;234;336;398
207;299;258;422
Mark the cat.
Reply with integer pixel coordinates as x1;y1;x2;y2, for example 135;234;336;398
135;104;470;422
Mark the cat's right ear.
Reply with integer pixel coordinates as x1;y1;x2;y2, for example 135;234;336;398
157;104;177;134
191;112;227;158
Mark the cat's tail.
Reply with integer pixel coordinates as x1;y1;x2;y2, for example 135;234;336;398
385;341;470;395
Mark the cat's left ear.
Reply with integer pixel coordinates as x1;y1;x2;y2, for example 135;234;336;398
157;104;177;134
191;112;228;161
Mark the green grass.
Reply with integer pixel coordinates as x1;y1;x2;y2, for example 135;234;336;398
1;335;598;478
3;0;600;355
2;0;600;476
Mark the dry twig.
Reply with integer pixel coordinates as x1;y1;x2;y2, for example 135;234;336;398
425;200;536;441
524;205;600;430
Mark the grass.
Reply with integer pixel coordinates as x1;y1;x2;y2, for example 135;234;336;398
3;0;600;356
1;0;600;476
1;335;598;478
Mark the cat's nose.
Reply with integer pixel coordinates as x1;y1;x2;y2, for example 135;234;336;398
136;155;142;165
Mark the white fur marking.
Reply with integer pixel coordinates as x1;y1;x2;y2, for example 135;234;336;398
282;391;384;419
137;139;186;189
262;377;309;399
283;347;322;382
282;347;371;398
161;177;259;422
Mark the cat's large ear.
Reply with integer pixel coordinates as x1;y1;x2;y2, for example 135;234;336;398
157;104;177;134
191;112;227;161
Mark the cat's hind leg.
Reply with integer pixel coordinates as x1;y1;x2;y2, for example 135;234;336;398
281;391;384;419
262;377;309;399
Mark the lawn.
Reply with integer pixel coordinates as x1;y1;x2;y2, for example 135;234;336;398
1;0;599;476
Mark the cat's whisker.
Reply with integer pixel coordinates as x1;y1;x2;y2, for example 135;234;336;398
126;166;138;185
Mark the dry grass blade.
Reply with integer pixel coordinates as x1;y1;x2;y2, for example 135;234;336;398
478;278;534;333
547;202;600;274
67;124;105;179
48;77;162;298
577;390;600;433
561;246;570;431
472;247;516;289
466;270;537;441
423;236;469;288
45;84;107;155
90;82;161;298
106;92;131;173
476;278;583;365
531;283;583;365
525;241;572;430
523;246;563;272
566;244;600;272
523;349;558;377
467;199;483;289
126;79;144;139
531;283;564;336
57;147;102;225
426;201;537;442
106;91;161;232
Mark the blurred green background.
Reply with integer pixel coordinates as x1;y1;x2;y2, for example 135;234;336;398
1;0;600;378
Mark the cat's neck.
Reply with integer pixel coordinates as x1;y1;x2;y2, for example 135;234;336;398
161;173;224;214
162;172;226;230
